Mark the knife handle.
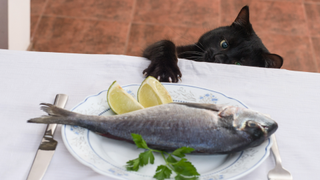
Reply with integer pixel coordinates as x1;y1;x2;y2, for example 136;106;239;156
44;94;68;138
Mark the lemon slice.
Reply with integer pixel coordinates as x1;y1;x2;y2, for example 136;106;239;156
137;76;173;108
107;81;144;114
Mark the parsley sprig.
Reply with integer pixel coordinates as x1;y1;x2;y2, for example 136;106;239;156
126;133;200;180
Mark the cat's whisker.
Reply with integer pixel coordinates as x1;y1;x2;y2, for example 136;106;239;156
183;56;202;59
178;51;204;56
184;56;203;61
198;42;205;49
179;51;202;55
194;43;205;52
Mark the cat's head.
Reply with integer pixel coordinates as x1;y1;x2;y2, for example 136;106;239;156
197;6;283;68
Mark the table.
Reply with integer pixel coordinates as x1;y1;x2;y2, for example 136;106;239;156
1;49;319;180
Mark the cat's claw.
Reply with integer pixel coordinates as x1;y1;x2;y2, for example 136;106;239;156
177;75;182;82
142;64;182;83
142;40;182;83
143;69;181;82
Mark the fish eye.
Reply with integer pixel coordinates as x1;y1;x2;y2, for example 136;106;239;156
247;121;257;128
220;40;229;49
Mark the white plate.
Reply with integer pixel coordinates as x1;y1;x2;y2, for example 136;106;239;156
61;83;272;180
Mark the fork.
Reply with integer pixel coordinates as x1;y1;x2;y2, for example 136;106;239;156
267;134;293;180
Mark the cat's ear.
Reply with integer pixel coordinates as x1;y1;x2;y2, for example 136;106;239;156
232;6;252;33
262;53;283;68
234;6;250;26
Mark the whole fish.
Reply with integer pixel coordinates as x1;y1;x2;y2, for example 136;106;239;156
28;102;278;154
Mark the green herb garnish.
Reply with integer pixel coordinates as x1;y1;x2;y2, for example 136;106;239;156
126;133;200;180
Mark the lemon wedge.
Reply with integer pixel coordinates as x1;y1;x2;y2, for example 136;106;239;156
137;76;173;108
107;81;144;114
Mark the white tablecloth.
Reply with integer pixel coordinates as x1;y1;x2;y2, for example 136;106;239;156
1;49;319;180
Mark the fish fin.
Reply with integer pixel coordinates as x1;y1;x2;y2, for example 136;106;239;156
218;106;240;119
28;115;56;124
98;132;136;145
27;103;77;125
170;102;225;111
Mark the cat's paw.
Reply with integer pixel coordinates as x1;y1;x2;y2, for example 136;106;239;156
142;40;182;82
143;63;182;83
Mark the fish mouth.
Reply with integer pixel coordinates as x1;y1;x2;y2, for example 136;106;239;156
262;122;278;136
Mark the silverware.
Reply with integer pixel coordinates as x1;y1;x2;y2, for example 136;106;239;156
27;94;68;180
267;134;293;180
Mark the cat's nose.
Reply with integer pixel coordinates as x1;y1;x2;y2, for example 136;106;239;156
213;54;227;63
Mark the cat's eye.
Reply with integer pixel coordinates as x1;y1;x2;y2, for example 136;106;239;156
235;62;241;65
220;40;229;49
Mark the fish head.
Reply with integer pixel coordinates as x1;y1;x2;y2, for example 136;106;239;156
219;106;278;146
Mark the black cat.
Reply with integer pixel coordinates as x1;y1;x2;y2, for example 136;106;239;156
142;6;283;82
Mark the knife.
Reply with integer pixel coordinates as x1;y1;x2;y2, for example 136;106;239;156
27;94;68;180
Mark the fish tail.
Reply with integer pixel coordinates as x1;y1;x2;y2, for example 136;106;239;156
27;103;79;125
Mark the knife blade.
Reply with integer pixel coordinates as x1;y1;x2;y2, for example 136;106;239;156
27;94;68;180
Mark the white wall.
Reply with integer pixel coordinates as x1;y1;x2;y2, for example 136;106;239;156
0;0;30;50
